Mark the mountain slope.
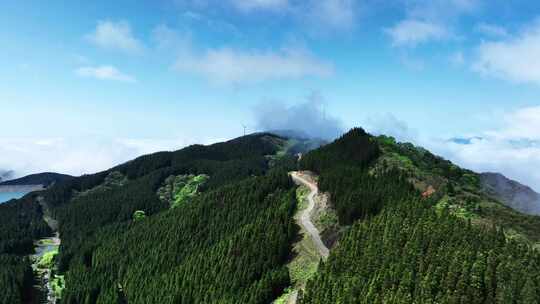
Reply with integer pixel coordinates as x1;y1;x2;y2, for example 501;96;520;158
481;172;540;215
2;129;540;303
0;133;303;304
374;135;540;246
299;129;540;304
0;172;73;187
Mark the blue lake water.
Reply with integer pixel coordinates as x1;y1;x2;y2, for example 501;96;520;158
0;192;27;204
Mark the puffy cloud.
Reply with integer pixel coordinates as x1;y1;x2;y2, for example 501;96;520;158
178;0;357;32
76;65;136;82
385;19;450;47
253;91;344;140
174;47;333;85
307;0;356;30
86;20;143;53
473;19;540;85
385;0;480;47
365;113;418;143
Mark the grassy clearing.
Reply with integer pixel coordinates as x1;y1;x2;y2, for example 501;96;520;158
435;195;476;219
273;288;295;304
314;209;339;232
157;174;209;208
133;210;146;221
51;274;65;299
37;248;58;269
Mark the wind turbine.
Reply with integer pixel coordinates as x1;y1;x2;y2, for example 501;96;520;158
242;124;247;136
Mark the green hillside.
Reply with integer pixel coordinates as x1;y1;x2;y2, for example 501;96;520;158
1;130;540;303
299;129;540;303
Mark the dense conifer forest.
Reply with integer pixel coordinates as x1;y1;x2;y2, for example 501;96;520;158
61;171;296;303
2;129;540;303
298;129;540;303
0;133;299;303
301;199;540;303
0;193;51;303
300;128;417;225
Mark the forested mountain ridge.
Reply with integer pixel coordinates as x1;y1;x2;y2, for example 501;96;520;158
0;132;303;304
373;135;540;247
1;129;540;303
0;172;73;187
298;129;540;303
481;172;540;216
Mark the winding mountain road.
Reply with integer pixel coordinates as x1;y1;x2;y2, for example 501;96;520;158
290;172;329;259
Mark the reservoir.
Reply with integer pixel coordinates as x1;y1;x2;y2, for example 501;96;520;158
0;192;27;204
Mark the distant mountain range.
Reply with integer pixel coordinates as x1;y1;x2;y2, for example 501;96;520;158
481;172;540;215
0;170;14;183
0;172;73;192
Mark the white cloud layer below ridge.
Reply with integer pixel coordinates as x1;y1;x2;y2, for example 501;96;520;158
76;66;136;82
424;105;540;192
474;19;540;85
174;47;333;85
0;136;217;178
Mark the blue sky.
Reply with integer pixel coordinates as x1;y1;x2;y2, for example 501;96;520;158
2;0;540;190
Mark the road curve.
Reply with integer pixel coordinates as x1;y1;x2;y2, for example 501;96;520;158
290;172;330;259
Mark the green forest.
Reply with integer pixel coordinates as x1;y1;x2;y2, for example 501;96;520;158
0;193;51;303
1;129;540;303
298;128;540;303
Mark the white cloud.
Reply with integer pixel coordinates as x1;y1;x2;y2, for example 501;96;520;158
491;106;540;140
174;47;333;84
385;0;480;47
76;65;136;82
475;23;508;38
86;20;143;53
425;105;540;192
473;20;540;85
230;0;288;11
365;113;418;143
307;0;356;30
153;24;192;51
254;91;344;140
385;19;450;47
0;136;217;178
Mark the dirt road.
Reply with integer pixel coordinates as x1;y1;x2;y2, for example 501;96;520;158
290;172;329;259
